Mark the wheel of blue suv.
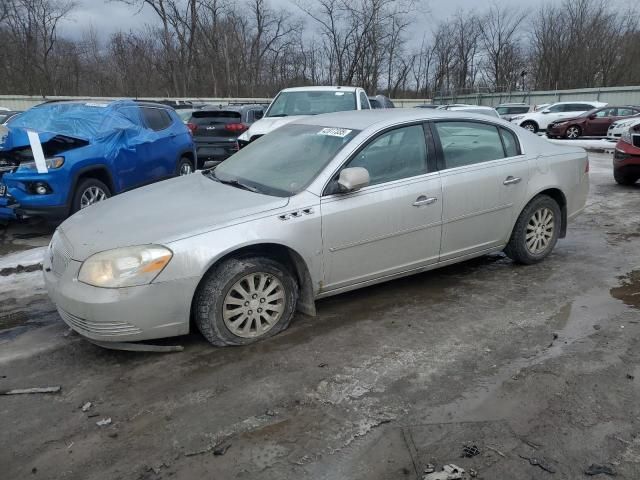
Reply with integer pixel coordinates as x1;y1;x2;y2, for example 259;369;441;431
177;157;194;176
194;256;299;346
72;178;111;213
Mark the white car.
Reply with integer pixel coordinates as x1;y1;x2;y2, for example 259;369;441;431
237;86;370;146
607;116;640;141
511;101;607;133
444;105;500;118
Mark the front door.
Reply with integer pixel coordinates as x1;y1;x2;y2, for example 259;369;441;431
320;124;442;291
433;121;529;261
585;107;619;136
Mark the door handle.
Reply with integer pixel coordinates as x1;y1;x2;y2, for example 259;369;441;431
413;196;438;207
503;176;522;185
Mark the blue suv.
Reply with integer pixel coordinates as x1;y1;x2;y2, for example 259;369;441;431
0;100;195;221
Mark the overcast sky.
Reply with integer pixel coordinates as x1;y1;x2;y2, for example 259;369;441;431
60;0;557;41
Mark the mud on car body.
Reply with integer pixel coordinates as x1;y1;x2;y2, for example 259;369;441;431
0;100;195;221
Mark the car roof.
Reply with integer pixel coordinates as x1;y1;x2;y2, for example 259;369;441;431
294;108;511;130
279;86;360;93
549;100;607;106
497;103;528;106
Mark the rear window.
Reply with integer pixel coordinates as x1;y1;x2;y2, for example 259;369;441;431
266;90;357;117
191;110;241;126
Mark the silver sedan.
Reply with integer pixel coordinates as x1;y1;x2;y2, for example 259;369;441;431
44;109;589;347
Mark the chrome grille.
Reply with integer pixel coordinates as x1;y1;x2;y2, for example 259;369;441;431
50;230;72;276
57;308;142;337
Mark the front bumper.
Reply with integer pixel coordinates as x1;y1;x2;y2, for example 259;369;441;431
43;255;197;342
546;124;568;137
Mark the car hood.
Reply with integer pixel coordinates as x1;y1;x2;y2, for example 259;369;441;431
0;126;63;151
550;116;584;125
59;172;289;261
244;115;308;137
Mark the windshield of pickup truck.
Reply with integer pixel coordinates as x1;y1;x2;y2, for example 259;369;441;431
212;124;359;196
266;91;357;117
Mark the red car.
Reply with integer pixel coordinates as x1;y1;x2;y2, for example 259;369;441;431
613;123;640;185
547;106;640;139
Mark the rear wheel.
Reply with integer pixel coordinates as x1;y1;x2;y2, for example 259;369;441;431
194;257;298;346
177;157;194;176
72;178;111;213
565;125;582;139
614;170;638;186
505;195;561;265
520;121;538;134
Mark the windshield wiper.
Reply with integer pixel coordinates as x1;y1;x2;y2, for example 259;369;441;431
267;114;288;117
204;170;260;193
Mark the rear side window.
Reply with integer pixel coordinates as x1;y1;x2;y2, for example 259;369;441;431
359;92;370;110
141;107;173;131
191;110;242;126
617;107;637;116
435;121;505;169
510;106;529;114
565;103;593;112
500;128;521;157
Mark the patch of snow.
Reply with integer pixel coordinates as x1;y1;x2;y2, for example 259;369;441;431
0;270;45;300
546;138;616;151
0;247;47;270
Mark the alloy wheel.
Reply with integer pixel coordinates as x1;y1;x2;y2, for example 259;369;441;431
566;126;580;139
525;207;555;255
179;163;193;176
80;186;107;209
222;272;285;338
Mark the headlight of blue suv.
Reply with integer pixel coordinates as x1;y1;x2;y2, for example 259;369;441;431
20;156;65;170
78;245;173;288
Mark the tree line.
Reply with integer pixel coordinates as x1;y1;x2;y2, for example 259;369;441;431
0;0;638;100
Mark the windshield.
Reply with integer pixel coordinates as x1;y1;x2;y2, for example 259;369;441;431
266;91;357;117
213;124;359;196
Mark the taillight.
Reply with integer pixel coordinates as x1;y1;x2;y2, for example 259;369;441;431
225;123;248;133
186;123;197;134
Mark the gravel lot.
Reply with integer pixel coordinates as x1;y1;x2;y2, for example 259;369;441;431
1;152;639;479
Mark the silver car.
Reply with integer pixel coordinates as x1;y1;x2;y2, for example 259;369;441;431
44;110;589;347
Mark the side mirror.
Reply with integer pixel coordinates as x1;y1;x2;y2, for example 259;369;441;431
338;167;370;193
588;114;596;120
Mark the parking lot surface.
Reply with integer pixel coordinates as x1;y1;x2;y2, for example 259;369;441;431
1;152;639;479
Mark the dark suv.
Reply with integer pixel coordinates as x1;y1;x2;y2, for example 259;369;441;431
187;104;266;166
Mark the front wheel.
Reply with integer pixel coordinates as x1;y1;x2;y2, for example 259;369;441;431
565;125;581;139
194;257;298;346
521;121;538;134
72;178;111;213
505;195;562;265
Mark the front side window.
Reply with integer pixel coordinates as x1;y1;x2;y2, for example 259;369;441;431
546;104;565;113
359;92;370;110
266;91;357;117
435;121;505;169
214;124;359;196
345;125;428;186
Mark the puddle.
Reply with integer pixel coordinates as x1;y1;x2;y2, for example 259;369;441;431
423;281;631;424
610;270;640;308
0;311;28;330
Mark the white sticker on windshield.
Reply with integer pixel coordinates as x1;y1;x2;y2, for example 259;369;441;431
84;102;108;107
318;127;352;138
334;92;345;96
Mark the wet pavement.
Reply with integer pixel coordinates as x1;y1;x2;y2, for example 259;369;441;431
1;153;639;479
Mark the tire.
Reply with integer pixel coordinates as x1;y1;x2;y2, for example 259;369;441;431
72;178;111;213
505;195;562;265
614;170;638;186
521;121;538;134
565;125;581;139
194;256;298;346
176;156;194;176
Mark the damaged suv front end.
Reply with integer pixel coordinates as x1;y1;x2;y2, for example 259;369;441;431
0;126;89;220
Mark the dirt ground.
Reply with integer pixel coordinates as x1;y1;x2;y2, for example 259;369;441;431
1;152;639;480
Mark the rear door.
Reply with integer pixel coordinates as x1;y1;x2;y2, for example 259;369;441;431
190;110;245;160
434;120;529;261
139;106;176;181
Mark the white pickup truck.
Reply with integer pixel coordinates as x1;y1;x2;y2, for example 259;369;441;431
237;86;370;146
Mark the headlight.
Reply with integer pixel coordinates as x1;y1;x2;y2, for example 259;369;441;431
237;131;250;142
555;121;568;126
621;130;632;144
20;156;65;170
78;245;173;288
